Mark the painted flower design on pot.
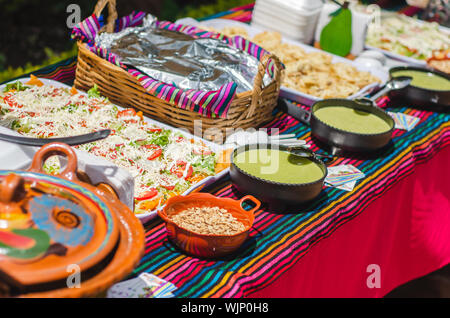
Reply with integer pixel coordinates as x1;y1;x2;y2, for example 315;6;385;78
29;194;95;247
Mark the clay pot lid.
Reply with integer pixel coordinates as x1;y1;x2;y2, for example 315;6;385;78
0;143;120;292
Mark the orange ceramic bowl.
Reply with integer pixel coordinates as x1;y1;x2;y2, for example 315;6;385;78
158;193;260;258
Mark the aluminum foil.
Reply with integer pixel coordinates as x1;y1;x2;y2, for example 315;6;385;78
95;15;270;93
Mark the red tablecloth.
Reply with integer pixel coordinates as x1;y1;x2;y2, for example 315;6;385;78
250;145;450;297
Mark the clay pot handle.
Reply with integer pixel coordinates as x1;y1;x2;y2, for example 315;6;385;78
95;182;119;199
0;174;24;204
239;195;261;215
28;142;80;182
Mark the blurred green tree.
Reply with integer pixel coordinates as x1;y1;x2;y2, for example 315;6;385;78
0;0;252;82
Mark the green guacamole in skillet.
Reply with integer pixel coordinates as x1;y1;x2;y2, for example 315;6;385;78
391;69;450;91
314;106;392;134
233;149;324;184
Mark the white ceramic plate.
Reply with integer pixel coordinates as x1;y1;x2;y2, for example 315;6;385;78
176;17;389;105
0;78;229;223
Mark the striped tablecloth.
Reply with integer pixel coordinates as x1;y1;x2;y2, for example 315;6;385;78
3;3;449;298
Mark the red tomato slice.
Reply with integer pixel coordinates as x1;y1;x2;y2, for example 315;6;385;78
193;146;212;156
135;188;158;201
117;108;137;118
170;160;193;179
147;127;162;133
160;177;176;190
175;136;186;143
142;144;162;160
3;95;23;108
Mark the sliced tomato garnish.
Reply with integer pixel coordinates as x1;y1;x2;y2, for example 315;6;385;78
90;146;106;157
117;108;137;118
135;188;158;201
192;146;212;156
159;176;176;190
3;95;23;108
175;136;186;143
170;160;193;179
142;144;162;160
147;127;162;133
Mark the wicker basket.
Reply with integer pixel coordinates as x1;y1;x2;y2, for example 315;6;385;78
74;0;283;143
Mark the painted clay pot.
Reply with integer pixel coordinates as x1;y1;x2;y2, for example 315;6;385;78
0;143;145;297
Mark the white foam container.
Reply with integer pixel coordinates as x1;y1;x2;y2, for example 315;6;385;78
255;0;323;14
251;0;323;44
0;78;228;223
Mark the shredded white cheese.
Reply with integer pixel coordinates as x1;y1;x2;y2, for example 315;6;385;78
0;83;217;213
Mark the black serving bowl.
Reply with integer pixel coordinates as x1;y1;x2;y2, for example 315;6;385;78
389;66;450;108
230;144;327;209
310;98;395;153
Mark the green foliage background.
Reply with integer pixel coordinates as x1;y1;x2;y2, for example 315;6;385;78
0;0;252;83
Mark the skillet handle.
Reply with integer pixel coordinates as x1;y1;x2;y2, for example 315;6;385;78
353;97;375;108
278;98;311;125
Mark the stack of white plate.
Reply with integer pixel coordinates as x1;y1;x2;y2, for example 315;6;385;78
251;0;323;44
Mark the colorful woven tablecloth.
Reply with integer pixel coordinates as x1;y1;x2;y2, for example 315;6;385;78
3;2;449;298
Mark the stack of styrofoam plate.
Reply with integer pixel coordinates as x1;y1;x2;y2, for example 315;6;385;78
251;0;323;44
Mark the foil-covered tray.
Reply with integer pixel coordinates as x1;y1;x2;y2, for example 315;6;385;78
96;15;270;94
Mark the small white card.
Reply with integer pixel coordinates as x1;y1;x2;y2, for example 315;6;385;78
107;273;177;298
325;164;365;191
388;112;420;131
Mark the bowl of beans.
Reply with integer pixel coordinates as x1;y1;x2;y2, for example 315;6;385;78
158;193;260;258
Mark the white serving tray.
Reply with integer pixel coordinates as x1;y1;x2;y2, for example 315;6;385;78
176;18;389;106
365;16;450;67
0;78;229;223
0;124;136;212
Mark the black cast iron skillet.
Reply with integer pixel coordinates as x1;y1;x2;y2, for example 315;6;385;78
230;143;327;210
278;77;412;155
389;66;450;108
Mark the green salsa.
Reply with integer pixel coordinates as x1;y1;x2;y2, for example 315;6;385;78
314;106;391;134
233;149;324;184
391;70;450;91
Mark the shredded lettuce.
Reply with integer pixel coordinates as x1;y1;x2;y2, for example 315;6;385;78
87;84;101;98
3;81;29;93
